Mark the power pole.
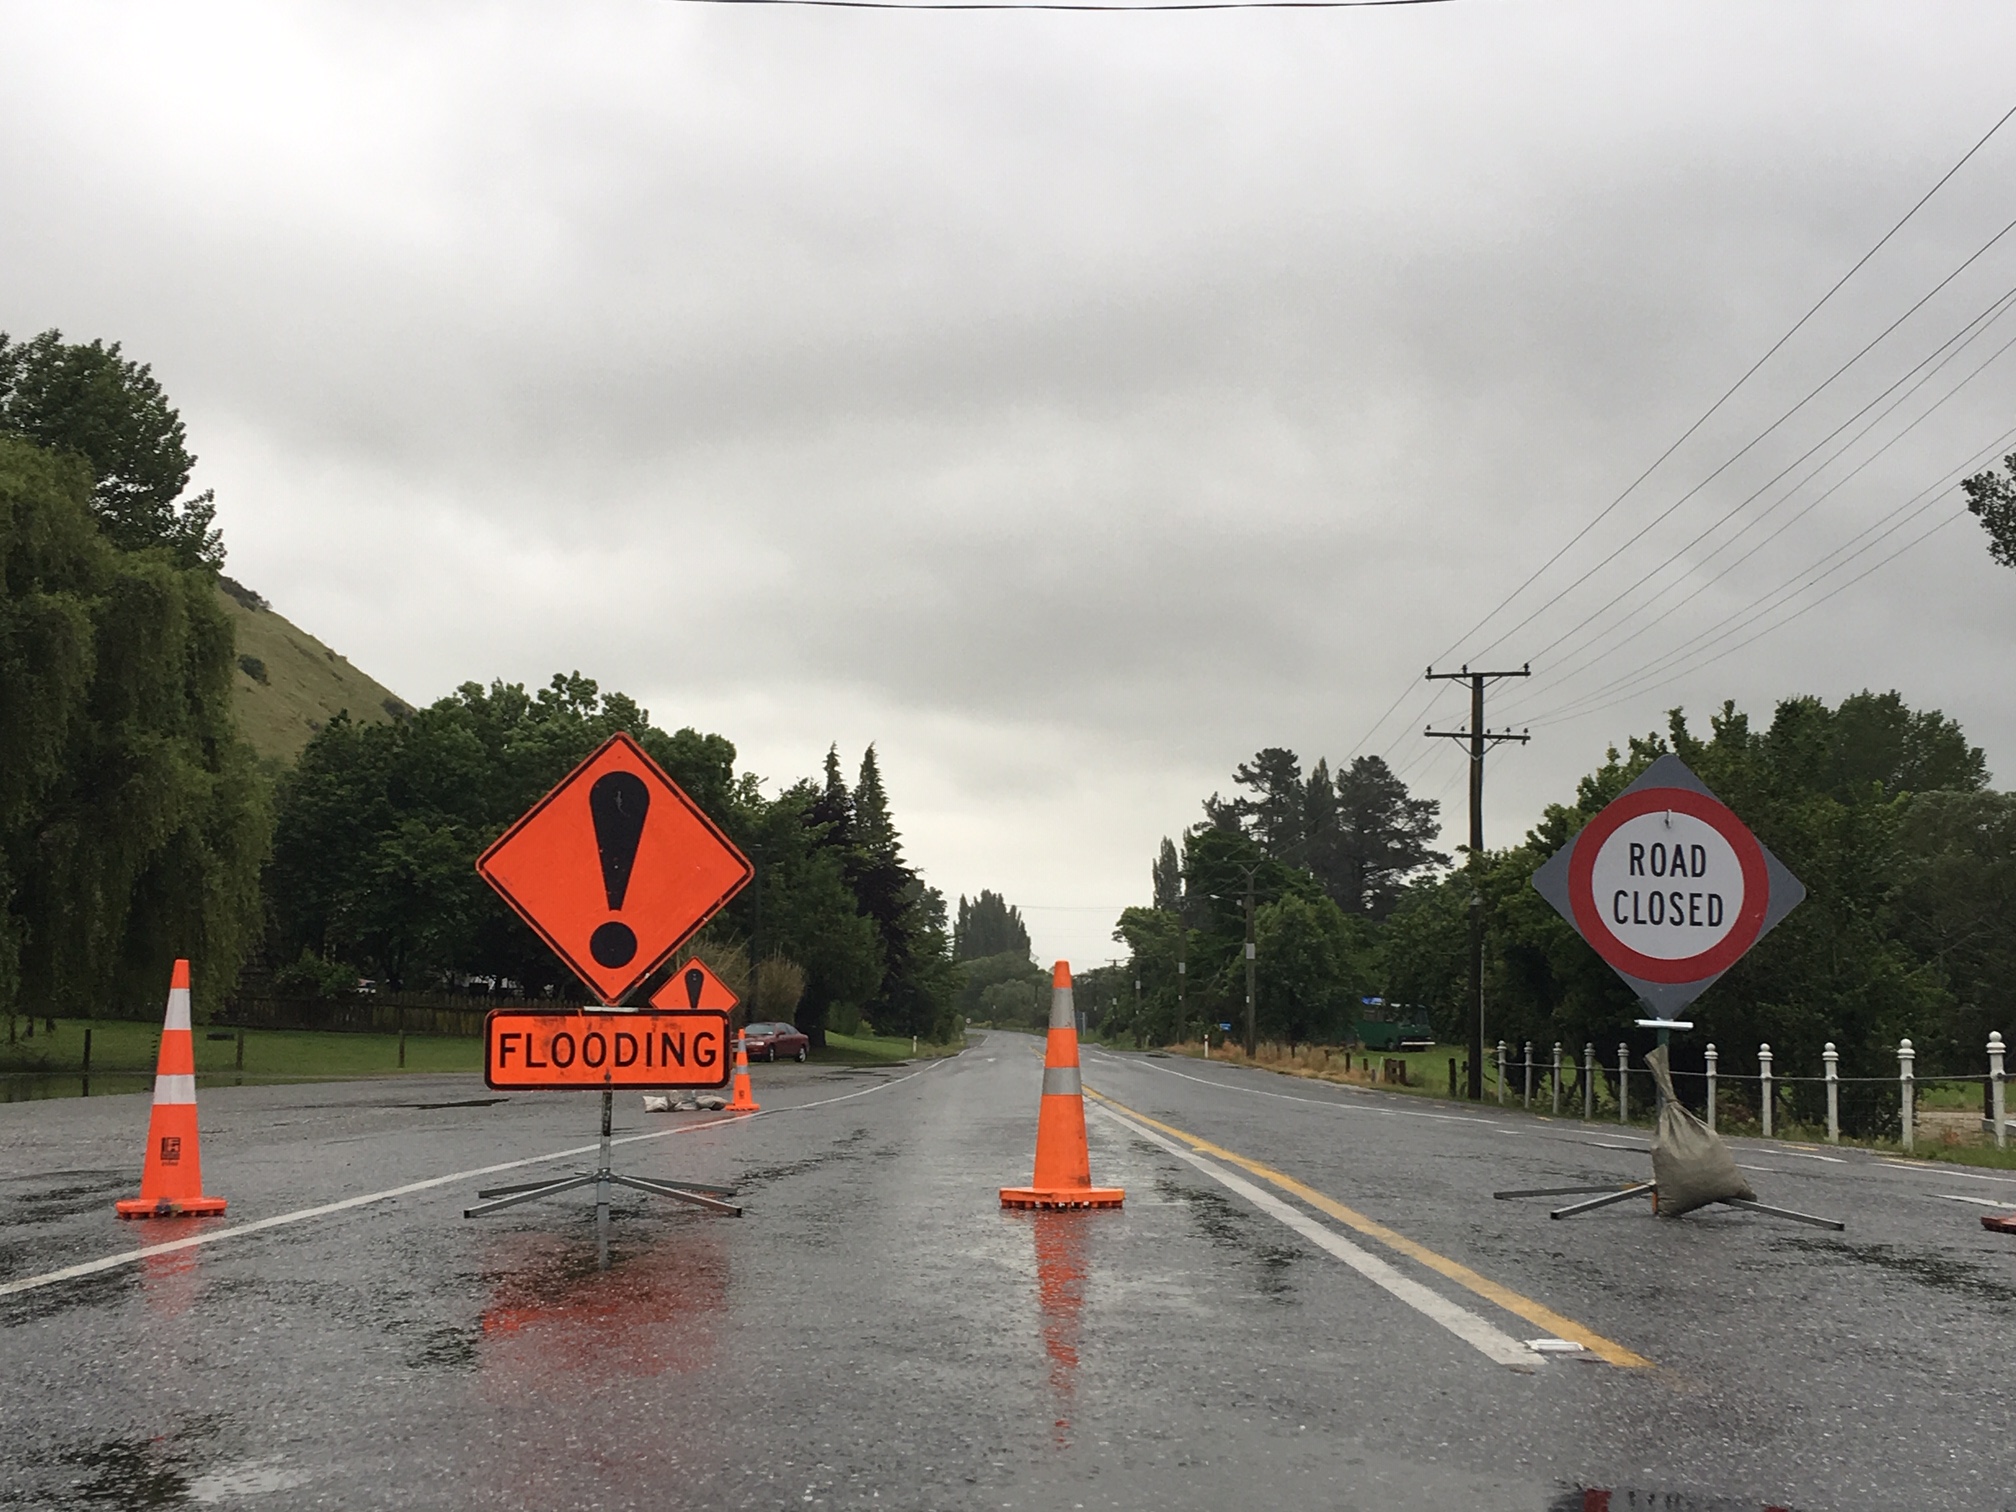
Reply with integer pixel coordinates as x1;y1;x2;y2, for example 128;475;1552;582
1242;864;1259;1058
1425;663;1531;1102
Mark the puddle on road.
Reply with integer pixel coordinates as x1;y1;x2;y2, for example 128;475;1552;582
1027;1211;1087;1446
1552;1490;1802;1511
477;1225;731;1388
1154;1174;1303;1298
1773;1234;2016;1307
57;1414;226;1505
0;1167;131;1224
140;1219;212;1319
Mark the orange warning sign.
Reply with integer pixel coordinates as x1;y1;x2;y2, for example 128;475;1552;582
485;1009;731;1091
476;733;753;1005
649;958;738;1012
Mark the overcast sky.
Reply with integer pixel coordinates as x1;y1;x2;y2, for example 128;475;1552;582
7;1;2015;967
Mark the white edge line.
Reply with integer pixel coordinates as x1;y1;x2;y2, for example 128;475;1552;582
1091;1103;1534;1371
1876;1162;2016;1187
0;1061;942;1301
1934;1192;2013;1209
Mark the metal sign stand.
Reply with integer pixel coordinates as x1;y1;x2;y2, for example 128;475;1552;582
465;1080;742;1267
1495;1011;1842;1230
1492;1182;1840;1228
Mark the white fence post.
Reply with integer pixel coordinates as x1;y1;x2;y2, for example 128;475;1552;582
1496;1040;1506;1104
1898;1038;1915;1152
1583;1042;1595;1121
1705;1043;1718;1133
1823;1042;1840;1144
1617;1042;1629;1124
1759;1043;1774;1138
1991;1032;2007;1150
1523;1041;1533;1109
1552;1042;1563;1116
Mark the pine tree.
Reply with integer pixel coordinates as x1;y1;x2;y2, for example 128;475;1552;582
809;744;853;849
1151;838;1183;913
954;889;1031;960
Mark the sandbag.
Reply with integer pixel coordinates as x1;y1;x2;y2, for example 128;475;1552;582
1646;1044;1755;1216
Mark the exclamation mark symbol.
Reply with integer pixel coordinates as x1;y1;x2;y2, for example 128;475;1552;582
684;965;705;1008
589;771;650;968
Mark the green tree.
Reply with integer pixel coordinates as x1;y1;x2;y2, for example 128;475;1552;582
267;673;746;996
1961;453;2016;568
0;330;222;568
1151;836;1183;912
739;779;882;1049
1321;755;1447;919
1253;891;1373;1044
0;437;266;1018
1890;788;2016;1070
956;948;1045;1025
954;889;1030;961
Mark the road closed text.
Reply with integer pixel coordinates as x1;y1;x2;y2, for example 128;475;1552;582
485;1009;730;1090
1585;808;1746;962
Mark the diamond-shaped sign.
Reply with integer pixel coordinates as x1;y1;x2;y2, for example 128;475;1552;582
649;958;739;1012
1531;754;1804;1016
476;733;752;1005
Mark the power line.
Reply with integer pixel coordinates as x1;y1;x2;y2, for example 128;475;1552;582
1498;294;2016;714
1428;97;2016;668
1527;509;1970;731
1333;98;2016;776
1532;440;2001;724
1517;433;2011;727
1466;207;2016;664
1522;284;2016;668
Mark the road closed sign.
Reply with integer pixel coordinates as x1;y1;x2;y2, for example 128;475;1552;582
484;1009;731;1091
1531;754;1803;1014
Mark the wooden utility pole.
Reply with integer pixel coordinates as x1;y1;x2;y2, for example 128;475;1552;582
1425;664;1531;1101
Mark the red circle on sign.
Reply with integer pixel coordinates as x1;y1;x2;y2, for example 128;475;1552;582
1566;786;1771;984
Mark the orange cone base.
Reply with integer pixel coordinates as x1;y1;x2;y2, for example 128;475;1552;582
1000;1185;1124;1210
116;1195;227;1220
727;1088;760;1113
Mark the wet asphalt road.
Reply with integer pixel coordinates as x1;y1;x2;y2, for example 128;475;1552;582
3;1032;2014;1511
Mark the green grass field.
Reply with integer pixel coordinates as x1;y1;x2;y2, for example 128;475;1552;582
817;1030;964;1064
1;1016;480;1101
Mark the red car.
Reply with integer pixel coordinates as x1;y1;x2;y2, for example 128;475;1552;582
742;1021;810;1062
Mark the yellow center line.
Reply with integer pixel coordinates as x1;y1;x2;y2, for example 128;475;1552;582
1088;1087;1652;1369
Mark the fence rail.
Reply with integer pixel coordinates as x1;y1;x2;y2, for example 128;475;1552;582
215;996;539;1037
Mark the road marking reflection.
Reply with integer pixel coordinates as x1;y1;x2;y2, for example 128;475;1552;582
1088;1090;1652;1369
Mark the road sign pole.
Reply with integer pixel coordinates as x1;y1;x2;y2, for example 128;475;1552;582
597;1085;613;1268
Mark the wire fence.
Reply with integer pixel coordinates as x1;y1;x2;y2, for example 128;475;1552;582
1488;1035;2010;1147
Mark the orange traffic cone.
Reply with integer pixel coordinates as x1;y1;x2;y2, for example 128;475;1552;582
117;960;227;1219
1001;962;1123;1209
726;1032;760;1112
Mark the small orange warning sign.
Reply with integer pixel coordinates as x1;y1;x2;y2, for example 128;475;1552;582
484;1009;731;1091
649;958;738;1012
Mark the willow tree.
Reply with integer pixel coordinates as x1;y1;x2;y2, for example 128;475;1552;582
0;437;267;1018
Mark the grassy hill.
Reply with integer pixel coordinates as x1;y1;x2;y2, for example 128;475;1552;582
217;577;411;767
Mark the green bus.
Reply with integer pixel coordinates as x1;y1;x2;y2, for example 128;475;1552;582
1352;997;1435;1051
